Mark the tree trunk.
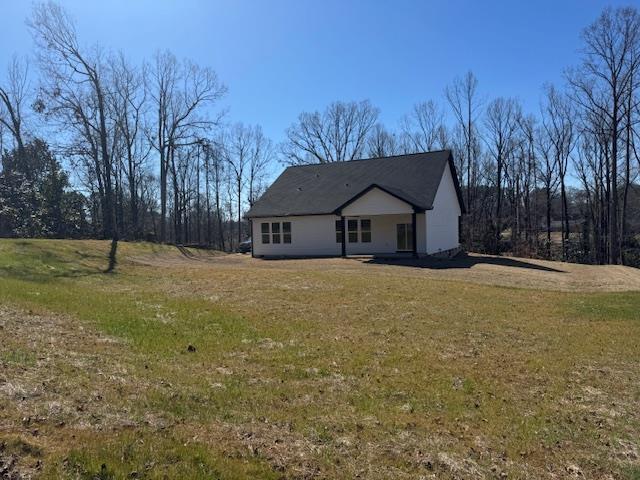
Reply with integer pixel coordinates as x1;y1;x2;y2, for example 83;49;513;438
546;185;552;259
237;179;242;247
495;156;503;255
610;95;620;264
560;175;569;261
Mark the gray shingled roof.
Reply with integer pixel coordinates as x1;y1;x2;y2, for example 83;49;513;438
246;150;463;218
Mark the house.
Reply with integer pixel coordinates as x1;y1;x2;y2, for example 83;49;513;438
246;150;465;258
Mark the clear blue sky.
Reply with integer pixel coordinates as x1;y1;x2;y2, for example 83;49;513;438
0;0;634;146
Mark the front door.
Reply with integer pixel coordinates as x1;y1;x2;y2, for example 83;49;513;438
396;223;414;251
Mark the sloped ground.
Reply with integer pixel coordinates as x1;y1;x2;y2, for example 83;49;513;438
132;248;640;292
0;239;639;479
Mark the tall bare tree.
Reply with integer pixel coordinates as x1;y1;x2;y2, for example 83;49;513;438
400;100;448;153
484;97;521;253
536;124;558;257
281;100;378;164
568;6;640;263
542;85;576;260
111;53;149;239
366;123;399;158
148;50;226;243
223;123;251;247
29;1;119;270
246;126;273;207
445;71;481;226
0;56;30;166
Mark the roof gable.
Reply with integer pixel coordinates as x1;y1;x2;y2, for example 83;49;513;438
246;150;463;218
340;185;417;216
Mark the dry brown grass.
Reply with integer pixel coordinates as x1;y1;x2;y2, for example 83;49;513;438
134;249;640;292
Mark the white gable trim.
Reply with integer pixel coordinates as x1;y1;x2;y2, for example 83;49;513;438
341;187;415;216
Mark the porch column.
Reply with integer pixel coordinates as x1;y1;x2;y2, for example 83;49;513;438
411;211;417;258
249;219;254;258
341;215;346;257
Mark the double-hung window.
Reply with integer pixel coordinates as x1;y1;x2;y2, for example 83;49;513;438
271;222;281;243
283;222;292;243
335;220;343;243
360;219;371;243
261;223;270;244
348;219;358;243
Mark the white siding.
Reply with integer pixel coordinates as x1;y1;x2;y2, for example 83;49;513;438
426;164;461;254
251;213;427;256
342;188;413;216
251;215;340;257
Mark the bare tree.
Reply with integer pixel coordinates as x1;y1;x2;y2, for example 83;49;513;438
484;97;521;253
222;124;250;247
445;71;481;235
366;123;399;158
246;126;273;207
536;124;558;257
147;50;226;243
0;56;30;166
110;53;149;239
567;6;640;263
29;2;119;270
400;100;448;153
621;48;640;253
515;114;539;253
281;100;378;164
209;141;226;250
542;85;576;260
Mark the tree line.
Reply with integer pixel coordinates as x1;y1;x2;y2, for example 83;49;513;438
1;3;639;267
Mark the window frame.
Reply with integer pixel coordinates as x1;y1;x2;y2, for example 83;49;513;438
335;219;343;243
360;218;371;243
271;222;281;244
283;221;292;244
347;219;358;243
261;222;270;244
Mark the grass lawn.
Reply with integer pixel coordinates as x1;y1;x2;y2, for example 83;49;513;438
0;239;639;479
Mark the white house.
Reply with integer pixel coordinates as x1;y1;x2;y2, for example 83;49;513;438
246;150;465;258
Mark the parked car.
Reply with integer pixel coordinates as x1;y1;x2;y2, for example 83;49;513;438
238;239;252;254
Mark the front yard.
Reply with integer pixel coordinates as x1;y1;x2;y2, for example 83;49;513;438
0;240;639;479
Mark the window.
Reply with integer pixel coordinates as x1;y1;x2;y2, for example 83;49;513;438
360;219;371;243
348;219;358;243
283;222;292;244
335;219;343;243
261;222;270;244
272;222;281;243
396;223;414;251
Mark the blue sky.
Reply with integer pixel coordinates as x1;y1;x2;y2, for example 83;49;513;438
0;0;634;147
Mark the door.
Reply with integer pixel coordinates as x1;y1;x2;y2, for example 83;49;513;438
396;223;414;251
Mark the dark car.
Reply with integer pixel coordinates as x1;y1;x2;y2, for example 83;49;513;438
238;239;252;254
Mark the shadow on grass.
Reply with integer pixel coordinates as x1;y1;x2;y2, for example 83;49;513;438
363;253;566;273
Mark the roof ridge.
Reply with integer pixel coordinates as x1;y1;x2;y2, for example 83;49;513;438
284;150;451;169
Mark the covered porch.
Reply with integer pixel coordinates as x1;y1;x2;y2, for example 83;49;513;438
335;185;427;257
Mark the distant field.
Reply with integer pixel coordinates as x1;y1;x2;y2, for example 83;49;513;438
0;239;639;479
